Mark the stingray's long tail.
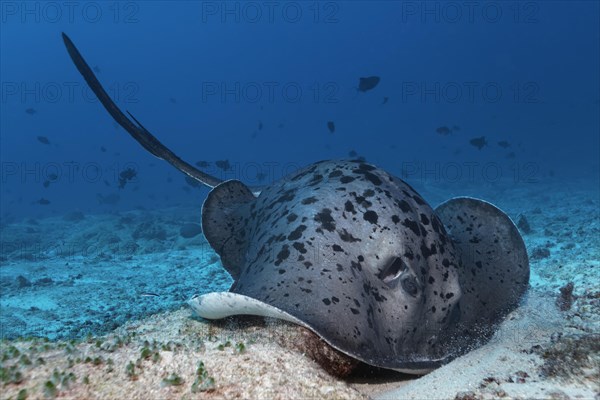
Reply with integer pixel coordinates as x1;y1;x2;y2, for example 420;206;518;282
61;32;223;189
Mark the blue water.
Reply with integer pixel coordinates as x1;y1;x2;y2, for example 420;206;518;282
0;2;599;340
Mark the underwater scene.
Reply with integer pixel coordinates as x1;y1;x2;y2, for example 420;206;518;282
1;1;599;399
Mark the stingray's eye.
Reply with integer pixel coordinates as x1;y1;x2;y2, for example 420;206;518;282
401;275;419;297
378;257;407;288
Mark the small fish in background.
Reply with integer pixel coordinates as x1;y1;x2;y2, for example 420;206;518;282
251;131;258;139
92;65;101;73
25;108;37;115
100;146;106;152
185;176;201;188
348;150;358;157
469;136;488;150
258;121;263;131
33;198;50;205
357;76;380;93
452;125;460;131
37;136;50;145
97;193;120;205
216;159;231;171
169;97;177;104
140;292;160;298
436;126;452;136
327;121;335;133
505;152;516;159
118;167;137;189
256;172;267;182
103;179;111;187
498;140;511;149
43;173;58;188
382;96;389;104
195;160;210;168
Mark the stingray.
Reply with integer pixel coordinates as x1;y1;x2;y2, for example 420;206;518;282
61;33;529;374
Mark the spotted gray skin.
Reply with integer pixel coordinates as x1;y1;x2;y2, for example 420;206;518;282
202;160;464;369
62;33;529;373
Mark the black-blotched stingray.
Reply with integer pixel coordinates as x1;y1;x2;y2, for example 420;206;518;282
62;33;529;374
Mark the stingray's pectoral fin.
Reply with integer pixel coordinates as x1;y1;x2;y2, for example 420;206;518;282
435;197;529;330
61;32;222;189
202;180;256;280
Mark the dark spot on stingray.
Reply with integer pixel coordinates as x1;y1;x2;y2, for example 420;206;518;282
469;136;487;150
329;170;343;178
475;261;483;269
358;76;380;92
442;259;450;268
301;196;318;205
402;219;421;236
412;195;426;205
315;208;336;232
344;201;356;213
293;242;307;254
340;176;355;184
420;213;430;225
397;200;412;213
322;298;331;305
327;121;335;133
288;225;307;241
338;228;361;243
420;242;437;258
287;213;298;222
274;245;290;266
309;174;324;186
363;189;375;197
332;296;340;304
274;190;296;205
391;215;400;224
351;308;360;314
332;244;344;252
351;261;362;272
428;276;435;284
304;261;313;268
278;269;285;274
363;210;378;224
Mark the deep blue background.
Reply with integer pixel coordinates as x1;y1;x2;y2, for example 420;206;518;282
1;1;599;221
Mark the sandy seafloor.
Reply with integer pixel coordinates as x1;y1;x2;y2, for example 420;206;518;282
0;176;598;400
